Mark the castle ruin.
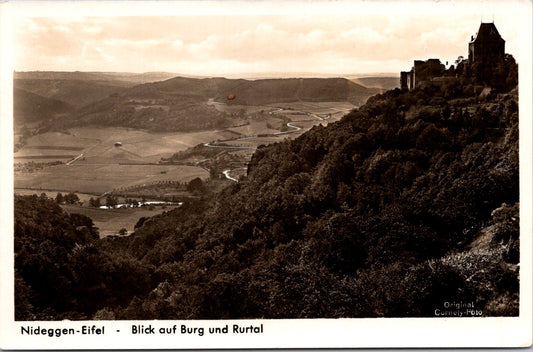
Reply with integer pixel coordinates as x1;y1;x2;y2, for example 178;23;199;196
401;22;506;90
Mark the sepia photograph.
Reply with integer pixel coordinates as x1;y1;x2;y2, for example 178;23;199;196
1;0;532;349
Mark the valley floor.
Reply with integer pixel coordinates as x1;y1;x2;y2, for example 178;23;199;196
14;101;355;237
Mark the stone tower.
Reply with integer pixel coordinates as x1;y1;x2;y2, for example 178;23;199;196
468;22;505;63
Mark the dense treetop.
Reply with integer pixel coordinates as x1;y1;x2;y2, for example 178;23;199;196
15;60;519;319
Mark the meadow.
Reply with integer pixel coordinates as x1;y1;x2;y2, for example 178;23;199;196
15;127;235;161
226;118;284;136
14;126;229;193
61;204;181;237
14;101;355;237
15;163;208;195
269;101;355;116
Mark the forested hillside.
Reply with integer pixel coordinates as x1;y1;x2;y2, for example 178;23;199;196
15;70;519;319
14;194;153;320
51;77;378;132
125;76;376;105
14;79;130;109
13;88;73;125
14;74;378;133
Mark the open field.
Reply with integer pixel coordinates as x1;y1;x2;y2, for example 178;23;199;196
15;127;236;164
207;100;270;115
25;131;97;148
12;98;360;289
205;102;349;149
15;163;208;194
226;119;284;137
14;101;352;237
15;131;94;161
14;155;76;162
208;100;354;124
14;101;347;194
61;204;181;237
14;126;231;194
270;101;356;114
69;127;236;161
220;116;342;149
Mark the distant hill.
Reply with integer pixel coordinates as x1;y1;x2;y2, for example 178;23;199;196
350;76;400;91
15;71;124;81
147;76;379;106
14;71;184;109
219;77;379;106
101;72;186;84
57;76;379;132
14;79;131;109
14;88;73;125
14;71;180;84
13;72;381;133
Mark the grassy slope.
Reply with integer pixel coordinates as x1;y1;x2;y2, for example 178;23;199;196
15;163;209;194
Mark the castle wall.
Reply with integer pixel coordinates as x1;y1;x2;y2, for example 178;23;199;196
400;23;506;91
469;41;505;63
400;71;409;90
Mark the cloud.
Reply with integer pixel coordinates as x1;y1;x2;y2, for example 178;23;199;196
13;9;520;75
81;24;103;35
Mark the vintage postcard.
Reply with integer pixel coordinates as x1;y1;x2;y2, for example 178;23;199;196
0;0;532;349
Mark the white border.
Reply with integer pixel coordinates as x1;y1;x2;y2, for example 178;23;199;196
1;0;531;349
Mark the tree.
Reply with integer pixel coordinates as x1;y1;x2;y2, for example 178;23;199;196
187;177;205;194
55;193;64;204
89;197;101;207
64;192;80;205
134;217;148;230
106;195;118;207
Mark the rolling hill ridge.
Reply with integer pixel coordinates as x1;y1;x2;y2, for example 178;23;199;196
138;76;379;105
15;79;130;109
14;88;73;125
14;74;379;133
49;76;379;132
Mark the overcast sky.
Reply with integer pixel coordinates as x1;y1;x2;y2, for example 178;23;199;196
11;1;524;77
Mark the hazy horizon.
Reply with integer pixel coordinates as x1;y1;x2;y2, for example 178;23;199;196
9;1;521;77
13;69;400;80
